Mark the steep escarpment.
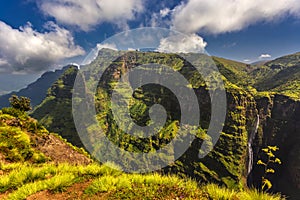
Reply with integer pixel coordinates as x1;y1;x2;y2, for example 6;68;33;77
245;53;300;198
31;66;84;147
0;98;282;200
29;50;299;198
251;94;300;197
78;51;260;188
31;51;259;188
165;84;258;189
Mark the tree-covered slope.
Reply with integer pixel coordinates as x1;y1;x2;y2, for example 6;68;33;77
250;52;300;99
31;66;83;147
32;51;257;188
0;103;284;200
212;56;254;86
29;50;300;198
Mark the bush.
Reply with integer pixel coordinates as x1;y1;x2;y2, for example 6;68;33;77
1;107;25;118
0;126;34;162
9;95;31;112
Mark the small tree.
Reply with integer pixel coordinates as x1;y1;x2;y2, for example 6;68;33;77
9;95;31;112
257;146;281;191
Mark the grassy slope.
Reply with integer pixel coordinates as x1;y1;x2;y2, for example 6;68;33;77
212;56;254;86
0;108;284;199
249;53;300;100
214;53;300;100
0;162;284;200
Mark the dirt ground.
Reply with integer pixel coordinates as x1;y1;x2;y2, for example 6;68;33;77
27;180;108;200
31;133;92;165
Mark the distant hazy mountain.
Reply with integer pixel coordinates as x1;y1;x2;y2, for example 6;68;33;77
0;74;40;95
0;66;71;108
250;60;270;67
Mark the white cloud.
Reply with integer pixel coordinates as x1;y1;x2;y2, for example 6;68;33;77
259;54;272;59
38;0;144;31
160;8;171;18
172;0;300;34
0;21;85;73
157;33;207;53
0;58;8;66
149;7;173;28
149;8;171;27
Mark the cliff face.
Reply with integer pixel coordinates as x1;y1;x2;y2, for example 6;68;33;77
165;86;258;189
31;66;84;147
30;51;299;197
251;94;300;197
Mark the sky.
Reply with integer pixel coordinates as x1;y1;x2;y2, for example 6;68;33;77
1;0;300;92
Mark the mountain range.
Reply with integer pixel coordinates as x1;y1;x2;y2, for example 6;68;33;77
0;50;299;199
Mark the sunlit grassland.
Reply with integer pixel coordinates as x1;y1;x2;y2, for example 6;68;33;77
0;162;285;200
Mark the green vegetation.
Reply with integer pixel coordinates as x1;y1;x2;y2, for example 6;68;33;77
212;56;254;86
249;53;300;99
23;50;300;198
204;184;283;200
257;146;282;191
9;95;31;112
0;107;48;163
0;85;287;199
0;125;46;163
85;173;205;199
31;66;84;147
0;101;90;165
0;163;117;200
214;52;300;100
0;162;284;200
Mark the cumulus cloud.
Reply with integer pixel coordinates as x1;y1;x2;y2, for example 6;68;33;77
259;54;272;59
157;33;207;53
38;0;144;31
150;7;172;27
172;0;300;34
0;21;85;74
160;8;171;18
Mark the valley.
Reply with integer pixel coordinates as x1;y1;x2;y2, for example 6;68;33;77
0;50;299;199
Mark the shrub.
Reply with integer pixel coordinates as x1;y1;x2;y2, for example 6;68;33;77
257;146;282;191
9;95;31;112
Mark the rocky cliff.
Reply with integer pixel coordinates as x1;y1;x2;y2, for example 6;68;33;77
30;50;299;198
251;94;300;198
31;66;84;147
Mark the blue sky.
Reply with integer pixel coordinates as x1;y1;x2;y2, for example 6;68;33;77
0;0;300;92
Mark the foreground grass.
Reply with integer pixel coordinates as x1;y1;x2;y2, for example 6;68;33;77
0;163;285;200
85;173;207;199
204;184;283;200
